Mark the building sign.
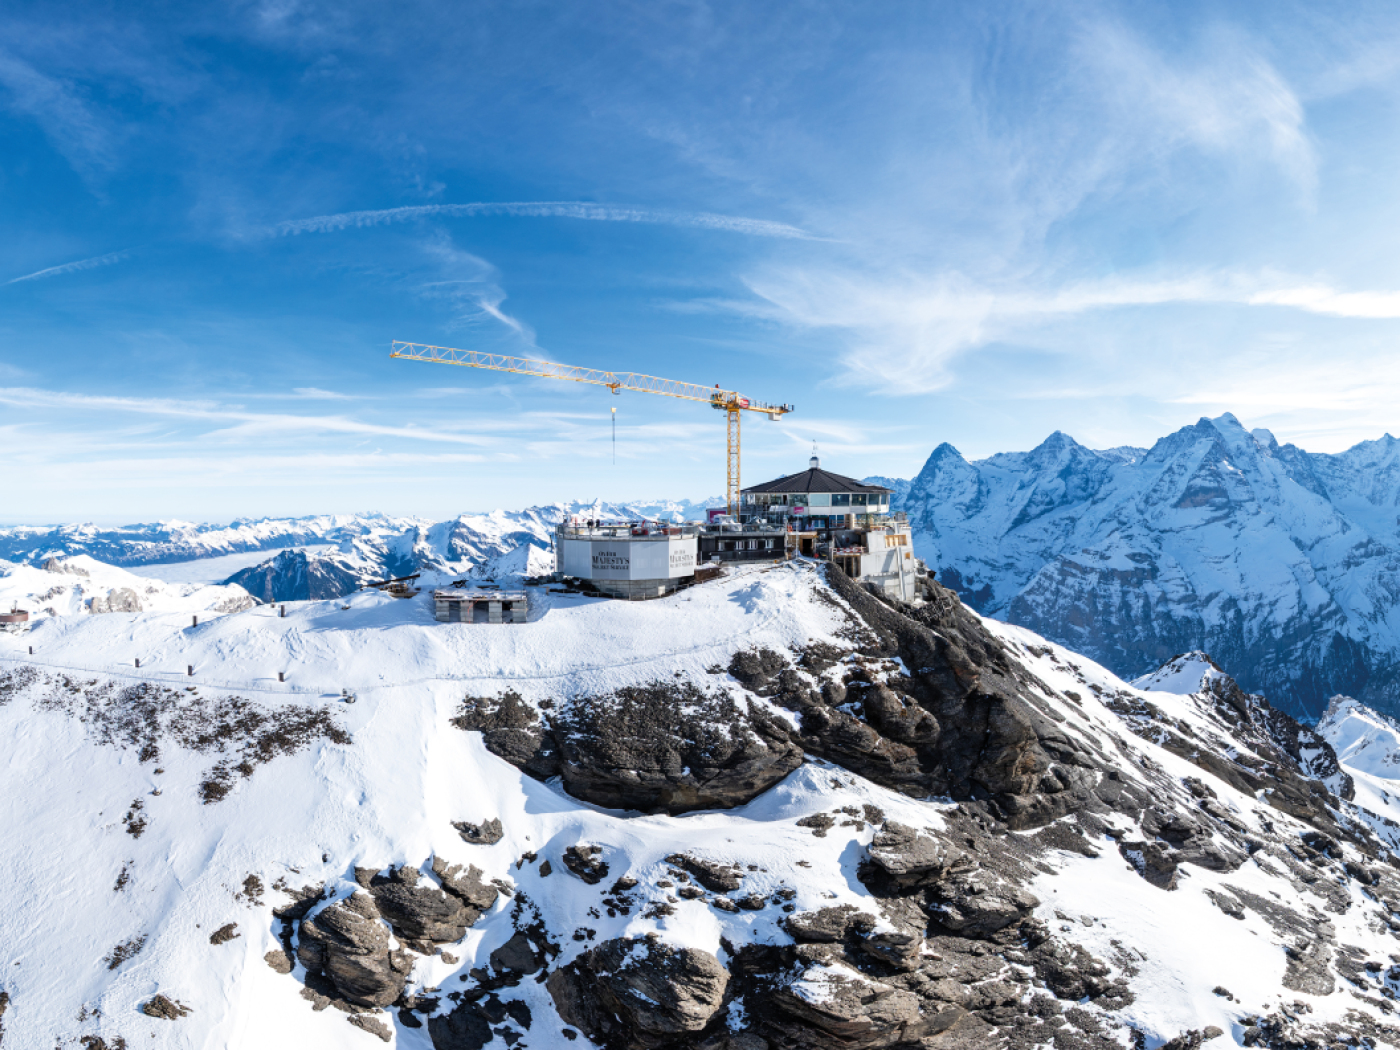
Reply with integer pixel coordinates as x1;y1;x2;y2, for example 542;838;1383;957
560;535;698;580
591;548;629;572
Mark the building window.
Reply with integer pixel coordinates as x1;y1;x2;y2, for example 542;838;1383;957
852;493;867;506
764;539;774;549
832;493;851;506
808;492;831;507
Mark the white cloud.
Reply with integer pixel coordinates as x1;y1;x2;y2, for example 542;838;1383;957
1080;21;1317;196
7;248;133;284
742;267;1400;394
0;47;113;175
415;236;534;341
272;201;812;240
0;387;497;446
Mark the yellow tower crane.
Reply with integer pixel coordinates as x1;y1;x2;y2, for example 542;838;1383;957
390;341;795;516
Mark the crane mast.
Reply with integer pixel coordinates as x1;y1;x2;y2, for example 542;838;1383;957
390;340;793;516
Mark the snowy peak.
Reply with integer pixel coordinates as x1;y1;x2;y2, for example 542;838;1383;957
1319;695;1400;781
1130;651;1227;695
897;414;1400;719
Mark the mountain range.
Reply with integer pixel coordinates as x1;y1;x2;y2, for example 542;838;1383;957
899;413;1400;721
14;412;1400;724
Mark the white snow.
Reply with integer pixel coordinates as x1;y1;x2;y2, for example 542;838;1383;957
1;559;1398;1047
0;555;256;623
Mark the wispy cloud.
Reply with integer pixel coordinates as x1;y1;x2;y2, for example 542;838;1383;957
1080;21;1317;197
0;47;114;177
7;248;133;284
272;201;812;240
0;387;496;445
416;235;535;341
742;268;1400;394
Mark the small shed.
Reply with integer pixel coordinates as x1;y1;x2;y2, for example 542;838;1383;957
433;590;528;625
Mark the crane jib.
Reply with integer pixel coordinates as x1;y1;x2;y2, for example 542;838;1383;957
391;339;792;517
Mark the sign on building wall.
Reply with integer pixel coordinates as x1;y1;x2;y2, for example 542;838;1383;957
560;537;697;580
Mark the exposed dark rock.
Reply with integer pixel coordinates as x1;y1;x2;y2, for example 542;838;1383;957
1117;840;1179;890
795;813;835;837
926;867;1039;937
296;893;413;1008
795;567;1108;829
547;936;729;1048
140;994;191;1020
365;863;484;951
209;923;239;945
431;857;500;915
768;952;934;1048
491;932;545;976
664;854;744;893
783;906;876;944
429;1001;494;1050
454;682;803;814
863;822;960;888
453;818;504;845
347;1013;393;1042
562;845;609;885
264;949;293;974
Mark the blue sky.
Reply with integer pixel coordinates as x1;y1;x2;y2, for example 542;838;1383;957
5;1;1400;522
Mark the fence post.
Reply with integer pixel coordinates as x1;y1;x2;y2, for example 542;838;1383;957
278;671;285;683
280;605;286;618
187;665;193;677
192;615;198;627
135;657;140;668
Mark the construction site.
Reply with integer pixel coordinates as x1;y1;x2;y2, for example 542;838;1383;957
392;341;927;607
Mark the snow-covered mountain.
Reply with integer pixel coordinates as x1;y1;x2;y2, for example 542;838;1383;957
901;413;1400;721
0;500;717;570
0;499;720;603
3;565;1399;1048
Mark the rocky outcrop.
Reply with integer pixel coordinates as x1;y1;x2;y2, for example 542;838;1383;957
89;588;142;614
140;994;191;1020
296;892;414;1008
547;936;729;1048
452;817;504;845
355;861;496;952
737;566;1110;830
454;682;804;814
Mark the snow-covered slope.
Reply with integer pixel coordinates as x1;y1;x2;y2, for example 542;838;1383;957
1319;696;1400;842
0;555;256;623
2;568;1398;1049
901;413;1400;720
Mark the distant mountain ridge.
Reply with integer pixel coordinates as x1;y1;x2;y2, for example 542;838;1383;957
0;499;720;603
898;413;1400;720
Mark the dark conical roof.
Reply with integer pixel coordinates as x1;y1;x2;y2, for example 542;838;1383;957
742;462;891;496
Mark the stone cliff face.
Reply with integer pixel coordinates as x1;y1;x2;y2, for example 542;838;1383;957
901;413;1400;720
